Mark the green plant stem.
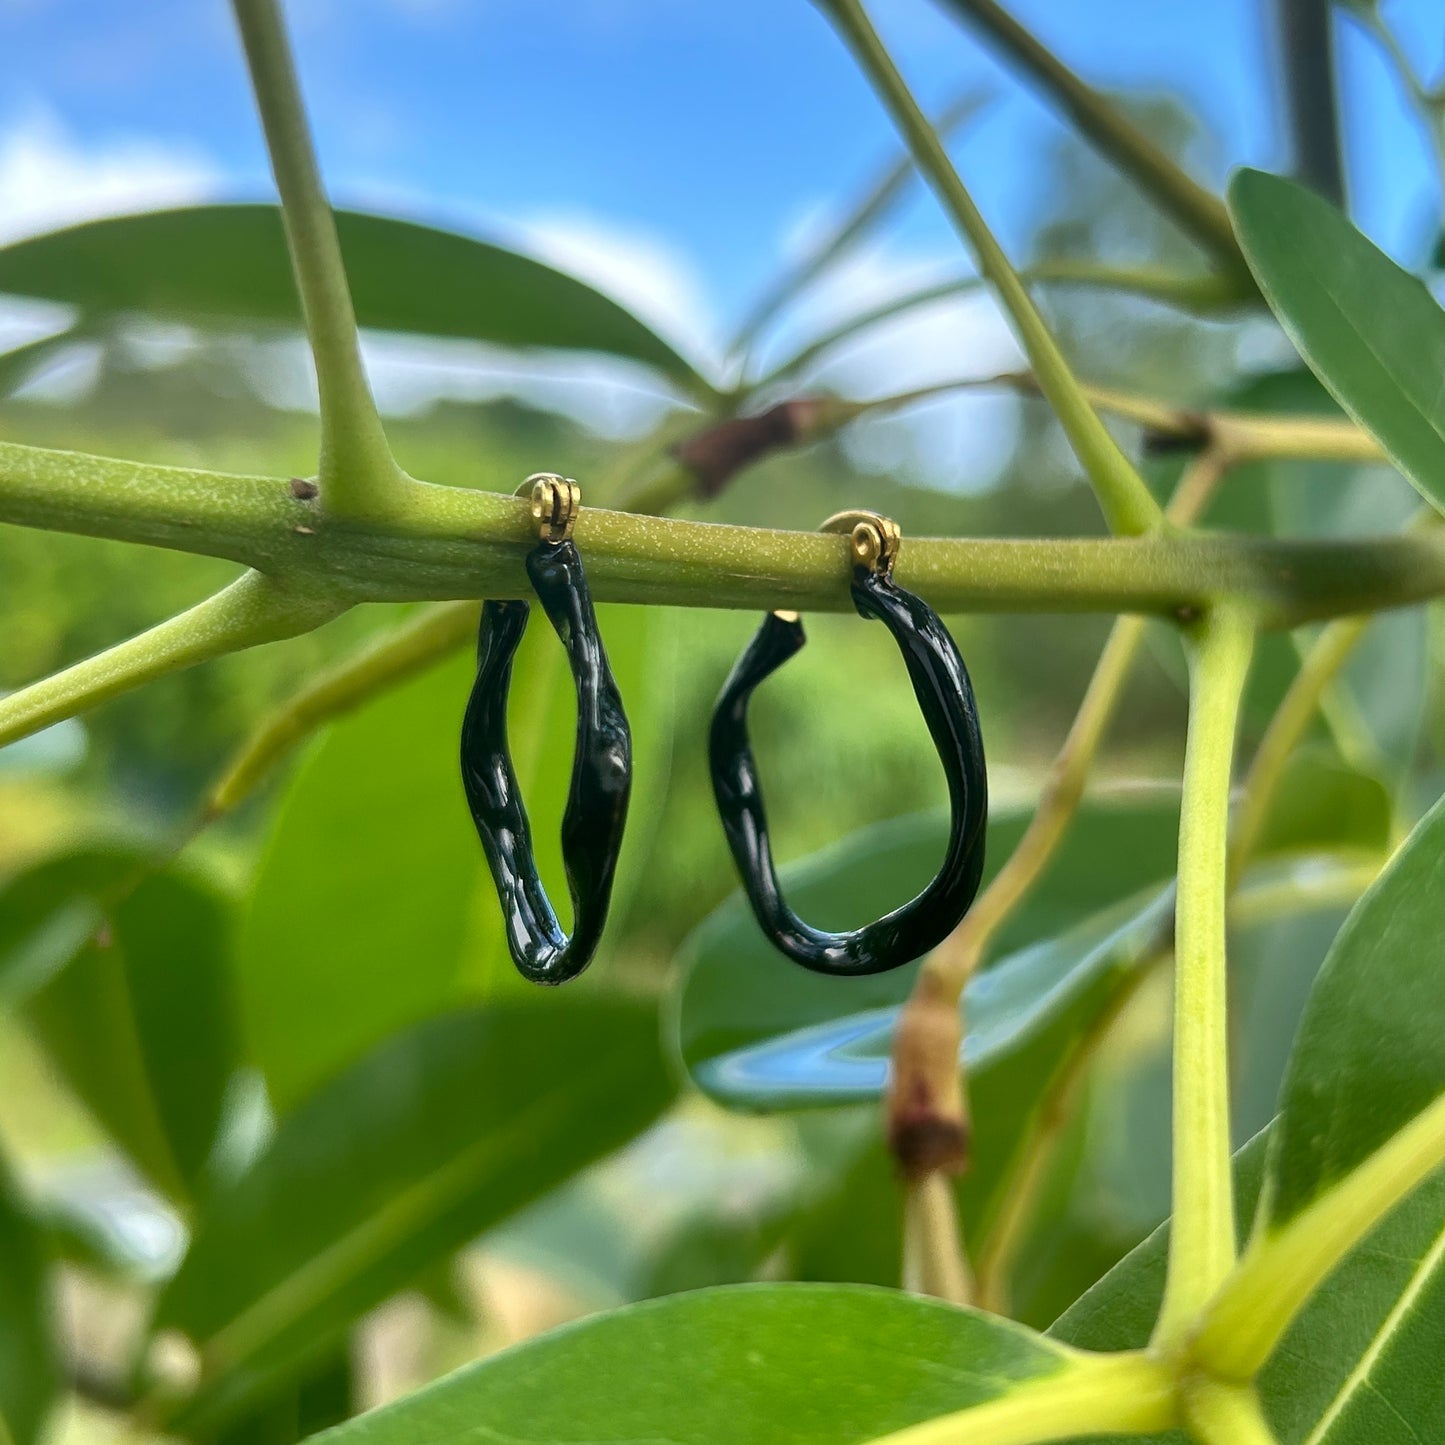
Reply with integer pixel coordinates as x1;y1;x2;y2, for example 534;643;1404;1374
202;434;712;818
1181;1378;1278;1445
0;572;346;749
10;436;1445;615
933;0;1248;280
815;0;1164;537
1154;604;1256;1348
1353;7;1445;217
974;840;1379;1316
8;438;1445;752
230;0;402;519
866;1348;1176;1445
854;371;1380;468
763;264;1247;386
1275;0;1345;207
901;1175;974;1305
11;440;1445;624
1194;1087;1445;1381
972;856;1381;1316
1228;614;1371;879
890;455;1223;1307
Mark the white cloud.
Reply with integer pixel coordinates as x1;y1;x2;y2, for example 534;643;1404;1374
512;211;722;381
0;110;220;399
0;108;219;244
756;243;1025;491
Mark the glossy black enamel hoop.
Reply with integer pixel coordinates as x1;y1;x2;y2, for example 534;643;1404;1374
460;476;632;986
709;512;987;977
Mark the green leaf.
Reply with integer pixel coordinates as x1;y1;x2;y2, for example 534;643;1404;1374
1054;1133;1445;1443
0;206;712;399
787;853;1371;1320
304;1284;1071;1445
156;997;675;1434
238;652;485;1113
0;845;141;1003
240;605;664;1113
0;1153;60;1445
491;1111;806;1308
0;329;79;398
1262;790;1445;1231
210;1352;354;1445
674;777;1374;1114
673;792;1183;1109
1229;168;1445;516
1248;749;1391;861
0;846;240;1204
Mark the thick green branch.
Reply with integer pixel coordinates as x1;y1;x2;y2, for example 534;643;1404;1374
815;0;1164;536
934;0;1249;280
7;440;1445;626
1155;605;1255;1347
0;572;346;748
231;0;402;518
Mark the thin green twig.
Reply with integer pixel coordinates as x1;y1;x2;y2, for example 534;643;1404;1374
0;572;347;749
815;0;1165;536
5;440;1445;624
1154;604;1255;1348
761;263;1247;388
230;0;404;518
933;0;1249;280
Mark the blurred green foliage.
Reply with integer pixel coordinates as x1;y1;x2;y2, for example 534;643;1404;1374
1;63;1443;1445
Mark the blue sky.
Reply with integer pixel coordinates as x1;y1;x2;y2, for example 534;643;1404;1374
0;1;1440;455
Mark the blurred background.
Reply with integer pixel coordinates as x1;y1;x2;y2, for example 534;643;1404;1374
1;1;1443;1441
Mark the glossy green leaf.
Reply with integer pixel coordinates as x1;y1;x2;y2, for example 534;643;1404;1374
157;997;674;1433
1262;790;1445;1231
0;1154;60;1445
685;890;1169;1112
675;772;1377;1113
306;1284;1072;1445
1;846;240;1204
240;605;663;1113
1229;169;1445;516
1249;749;1390;861
674;792;1183;1108
238;652;485;1113
212;1352;354;1445
491;1110;806;1308
0;844;141;1003
787;851;1371;1319
0;206;711;399
1054;1133;1445;1443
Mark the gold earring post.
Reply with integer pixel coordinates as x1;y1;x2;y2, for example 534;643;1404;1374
820;509;901;578
520;472;581;544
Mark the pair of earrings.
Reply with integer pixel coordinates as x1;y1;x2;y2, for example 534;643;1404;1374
460;474;989;987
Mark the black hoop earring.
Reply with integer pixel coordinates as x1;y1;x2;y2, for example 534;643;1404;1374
709;510;987;977
460;474;632;986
